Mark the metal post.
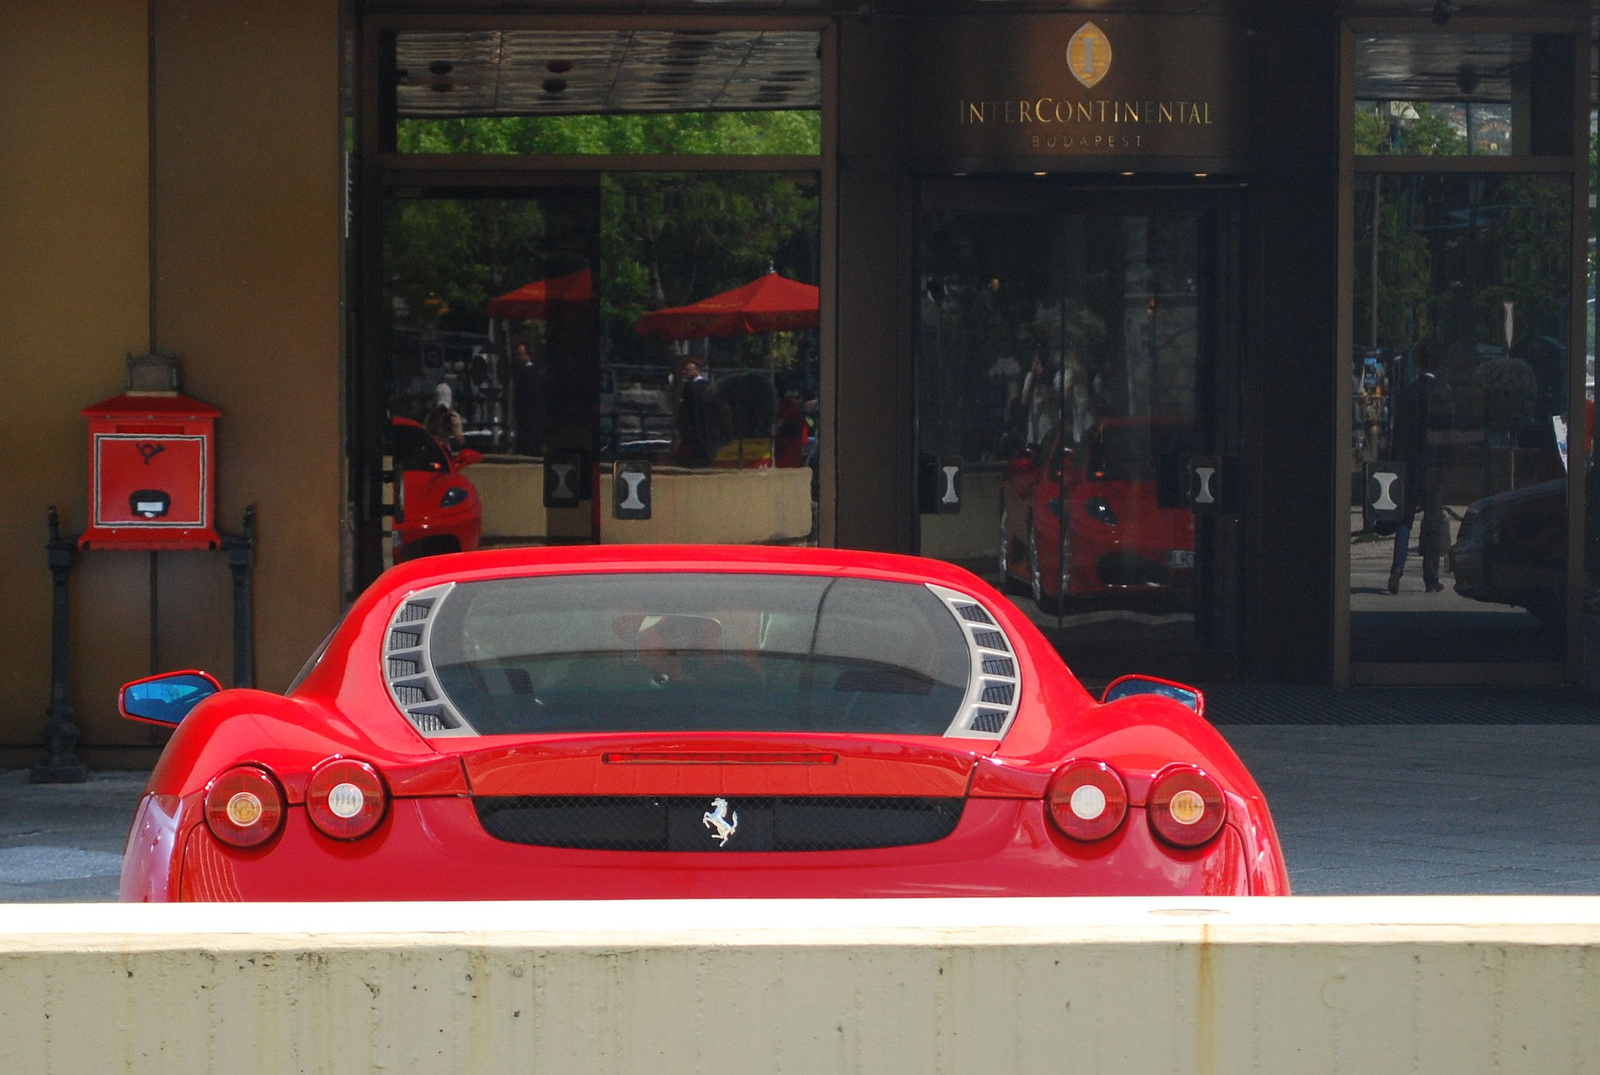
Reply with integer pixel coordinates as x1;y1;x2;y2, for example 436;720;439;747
223;505;257;689
33;507;88;784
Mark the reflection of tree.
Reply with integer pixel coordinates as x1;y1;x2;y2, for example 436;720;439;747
1353;102;1467;156
1355;175;1571;359
387;114;821;382
1479;176;1570;344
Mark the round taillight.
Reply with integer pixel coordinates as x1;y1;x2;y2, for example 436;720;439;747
1147;765;1226;847
1046;759;1128;841
306;758;388;840
204;766;285;848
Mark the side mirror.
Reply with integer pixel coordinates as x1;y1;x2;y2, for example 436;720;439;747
455;448;484;467
1100;674;1204;718
119;670;222;727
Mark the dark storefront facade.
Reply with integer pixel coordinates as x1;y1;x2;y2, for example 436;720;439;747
350;1;1591;691
9;0;1594;767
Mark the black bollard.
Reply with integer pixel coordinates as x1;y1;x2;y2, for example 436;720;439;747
33;507;89;784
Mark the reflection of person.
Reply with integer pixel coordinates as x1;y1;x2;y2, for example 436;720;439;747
1017;350;1061;448
676;360;715;465
511;341;543;456
424;381;464;455
1388;346;1451;595
1062;347;1099;446
774;381;807;468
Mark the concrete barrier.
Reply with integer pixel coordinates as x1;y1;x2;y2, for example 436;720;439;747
2;897;1598;1074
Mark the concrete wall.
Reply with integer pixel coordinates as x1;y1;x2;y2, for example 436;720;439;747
0;0;342;766
1;897;1597;1073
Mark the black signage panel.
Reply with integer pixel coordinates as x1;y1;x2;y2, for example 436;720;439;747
544;451;586;509
1189;454;1224;516
918;455;963;515
909;15;1246;165
1365;461;1406;525
613;460;652;520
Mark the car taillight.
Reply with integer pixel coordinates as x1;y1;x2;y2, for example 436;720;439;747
1147;765;1226;847
306;758;388;840
204;765;285;848
1045;759;1128;841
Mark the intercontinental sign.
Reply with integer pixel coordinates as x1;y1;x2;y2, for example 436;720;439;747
910;16;1246;163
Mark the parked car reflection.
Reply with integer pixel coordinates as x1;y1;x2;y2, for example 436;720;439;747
1448;478;1566;624
1000;416;1195;611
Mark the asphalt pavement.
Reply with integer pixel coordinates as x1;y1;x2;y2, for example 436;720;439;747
2;688;1598;901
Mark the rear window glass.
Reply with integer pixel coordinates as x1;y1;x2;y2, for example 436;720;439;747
427;573;972;735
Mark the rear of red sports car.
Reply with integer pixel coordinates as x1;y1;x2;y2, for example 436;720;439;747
120;547;1288;902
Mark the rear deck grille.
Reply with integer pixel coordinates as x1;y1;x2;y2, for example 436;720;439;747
475;795;965;852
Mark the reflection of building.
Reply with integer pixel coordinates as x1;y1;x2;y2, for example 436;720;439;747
4;1;1595;767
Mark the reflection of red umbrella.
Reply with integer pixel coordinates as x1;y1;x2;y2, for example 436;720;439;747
635;271;819;339
486;268;593;319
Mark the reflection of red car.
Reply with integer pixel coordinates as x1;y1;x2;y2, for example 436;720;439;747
117;545;1287;900
390;417;482;562
1000;417;1195;609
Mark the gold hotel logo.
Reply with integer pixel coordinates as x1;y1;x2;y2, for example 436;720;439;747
1067;22;1111;89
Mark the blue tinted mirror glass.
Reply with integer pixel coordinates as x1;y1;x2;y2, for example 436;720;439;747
1101;677;1200;712
122;674;218;726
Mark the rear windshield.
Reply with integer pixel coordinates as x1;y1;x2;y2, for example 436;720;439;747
427;573;972;735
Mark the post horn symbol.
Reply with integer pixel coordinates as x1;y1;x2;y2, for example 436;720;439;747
1067;22;1112;89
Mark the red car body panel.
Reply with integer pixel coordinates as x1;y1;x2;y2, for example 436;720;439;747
120;544;1288;901
1002;417;1196;600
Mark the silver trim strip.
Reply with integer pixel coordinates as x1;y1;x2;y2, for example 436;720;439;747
926;584;1021;741
382;581;477;737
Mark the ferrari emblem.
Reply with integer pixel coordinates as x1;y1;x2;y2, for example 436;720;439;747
702;797;738;846
1067;22;1112;89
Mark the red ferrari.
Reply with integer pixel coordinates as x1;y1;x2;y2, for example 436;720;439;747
118;545;1287;901
390;416;483;563
1000;416;1196;610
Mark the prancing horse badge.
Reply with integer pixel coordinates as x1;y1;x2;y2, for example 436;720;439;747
702;797;739;846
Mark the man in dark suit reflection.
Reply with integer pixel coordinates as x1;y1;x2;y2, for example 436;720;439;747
1389;344;1450;595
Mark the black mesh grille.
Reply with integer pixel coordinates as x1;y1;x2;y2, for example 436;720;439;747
979;682;1015;705
475;796;965;852
955;603;994;625
396;601;433;624
389;628;422;651
970;709;1008;733
971;630;1008;652
388;658;420;679
981;657;1015;677
393;684;430;705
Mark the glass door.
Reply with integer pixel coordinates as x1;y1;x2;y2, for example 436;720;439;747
915;181;1239;682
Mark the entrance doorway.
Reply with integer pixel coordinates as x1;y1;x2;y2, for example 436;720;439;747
914;180;1241;683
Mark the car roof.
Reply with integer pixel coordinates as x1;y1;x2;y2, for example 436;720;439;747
377;544;996;595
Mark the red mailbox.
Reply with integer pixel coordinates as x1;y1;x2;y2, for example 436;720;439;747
79;391;222;551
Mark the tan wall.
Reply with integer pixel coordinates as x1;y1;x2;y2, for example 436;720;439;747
150;0;342;712
0;1;343;766
466;462;815;545
0;2;152;766
2;897;1599;1073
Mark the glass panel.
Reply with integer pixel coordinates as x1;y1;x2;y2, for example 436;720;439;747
917;205;1206;667
392;29;821;155
1353;33;1574;157
380;174;819;556
1350;174;1572;662
428;574;971;735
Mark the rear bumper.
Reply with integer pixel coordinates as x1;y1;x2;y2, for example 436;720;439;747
163;796;1260;901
